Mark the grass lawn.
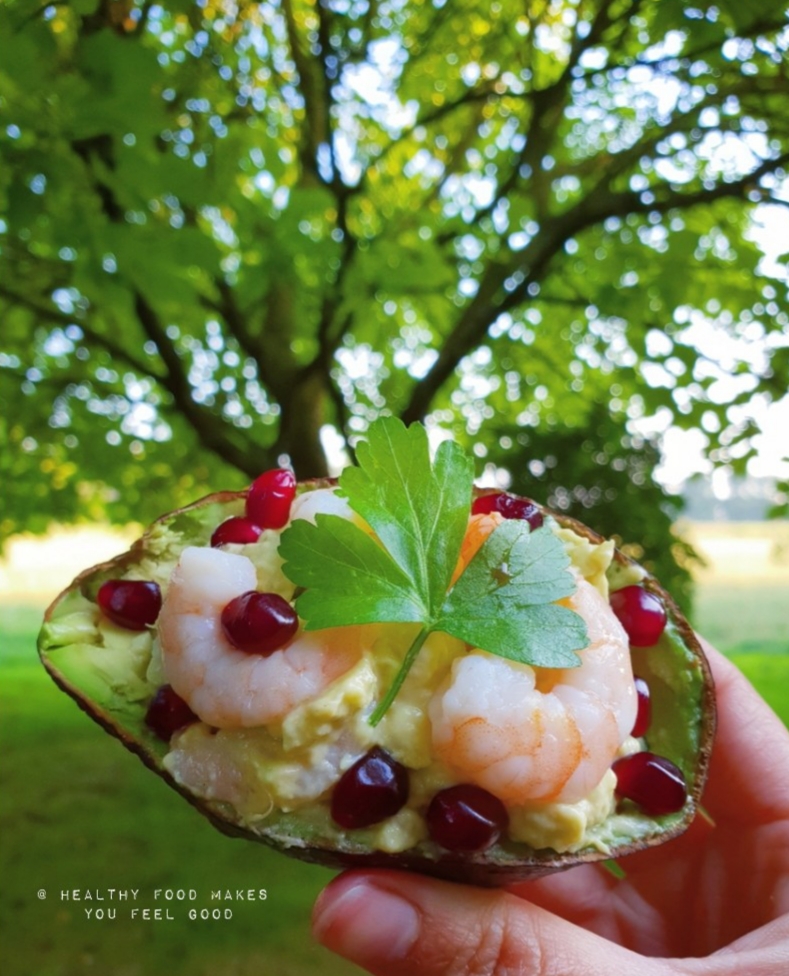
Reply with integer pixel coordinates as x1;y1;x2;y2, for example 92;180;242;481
1;606;364;976
690;582;789;656
2;577;788;976
688;576;789;726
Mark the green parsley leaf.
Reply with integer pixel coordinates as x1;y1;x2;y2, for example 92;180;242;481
438;518;587;669
601;860;627;880
278;417;588;725
277;513;425;629
339;417;473;615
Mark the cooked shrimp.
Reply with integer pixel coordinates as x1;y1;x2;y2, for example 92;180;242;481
428;573;637;805
289;486;360;526
158;546;376;729
164;722;365;814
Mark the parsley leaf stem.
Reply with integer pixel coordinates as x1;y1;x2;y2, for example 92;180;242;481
369;624;433;727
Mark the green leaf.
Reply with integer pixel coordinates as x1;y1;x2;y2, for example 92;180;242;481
278;513;425;628
71;0;100;14
439;519;587;668
339;417;473;615
601;859;627;880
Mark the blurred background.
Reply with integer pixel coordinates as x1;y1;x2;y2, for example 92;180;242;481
1;0;788;973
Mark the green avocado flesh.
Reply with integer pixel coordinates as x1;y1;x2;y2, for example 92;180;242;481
38;489;714;886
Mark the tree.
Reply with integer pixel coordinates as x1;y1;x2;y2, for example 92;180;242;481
1;0;788;593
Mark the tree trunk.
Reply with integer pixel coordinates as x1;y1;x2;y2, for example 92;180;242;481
273;369;331;478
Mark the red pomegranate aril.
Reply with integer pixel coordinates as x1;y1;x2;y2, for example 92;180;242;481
144;684;198;741
631;675;651;738
221;591;298;655
210;516;263;548
471;493;501;516
610;585;667;647
97;579;162;630
612;752;687;816
426;784;509;852
246;468;296;529
330;747;409;829
471;492;544;530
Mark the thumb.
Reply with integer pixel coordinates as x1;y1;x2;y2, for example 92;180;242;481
312;869;685;976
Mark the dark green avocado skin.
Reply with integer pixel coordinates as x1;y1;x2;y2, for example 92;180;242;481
38;486;716;887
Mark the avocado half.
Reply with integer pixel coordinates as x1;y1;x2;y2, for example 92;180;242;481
38;482;715;887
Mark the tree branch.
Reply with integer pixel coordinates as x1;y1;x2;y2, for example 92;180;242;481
281;0;327;184
401;148;789;424
353;84;501;200
315;0;342;189
560;0;624;84
497;149;789;319
132;291;268;477
205;278;276;388
132;0;154;36
0;285;159;379
577;13;789;87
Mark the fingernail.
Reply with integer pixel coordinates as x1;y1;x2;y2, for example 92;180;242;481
313;879;420;967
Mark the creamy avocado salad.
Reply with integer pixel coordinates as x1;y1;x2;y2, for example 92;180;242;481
38;420;714;885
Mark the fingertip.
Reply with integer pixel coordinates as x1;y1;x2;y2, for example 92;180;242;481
311;869;357;935
312;871;421;974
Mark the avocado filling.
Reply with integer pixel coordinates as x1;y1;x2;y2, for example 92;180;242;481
39;483;705;863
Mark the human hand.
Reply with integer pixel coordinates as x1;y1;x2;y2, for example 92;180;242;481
312;640;789;975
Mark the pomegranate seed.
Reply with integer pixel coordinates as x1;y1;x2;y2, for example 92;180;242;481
330;747;409;829
210;516;263;548
471;492;544;530
612;752;687;816
609;585;667;647
221;591;298;655
97;579;162;630
144;684;198;741
246;468;296;529
632;675;651;737
426;784;509;852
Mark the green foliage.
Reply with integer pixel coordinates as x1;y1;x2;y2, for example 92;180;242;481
1;0;788;602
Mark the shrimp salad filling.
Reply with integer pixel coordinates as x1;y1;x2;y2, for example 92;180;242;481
41;474;707;864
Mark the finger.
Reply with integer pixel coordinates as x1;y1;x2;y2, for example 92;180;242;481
312;869;685;976
697;637;789;823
